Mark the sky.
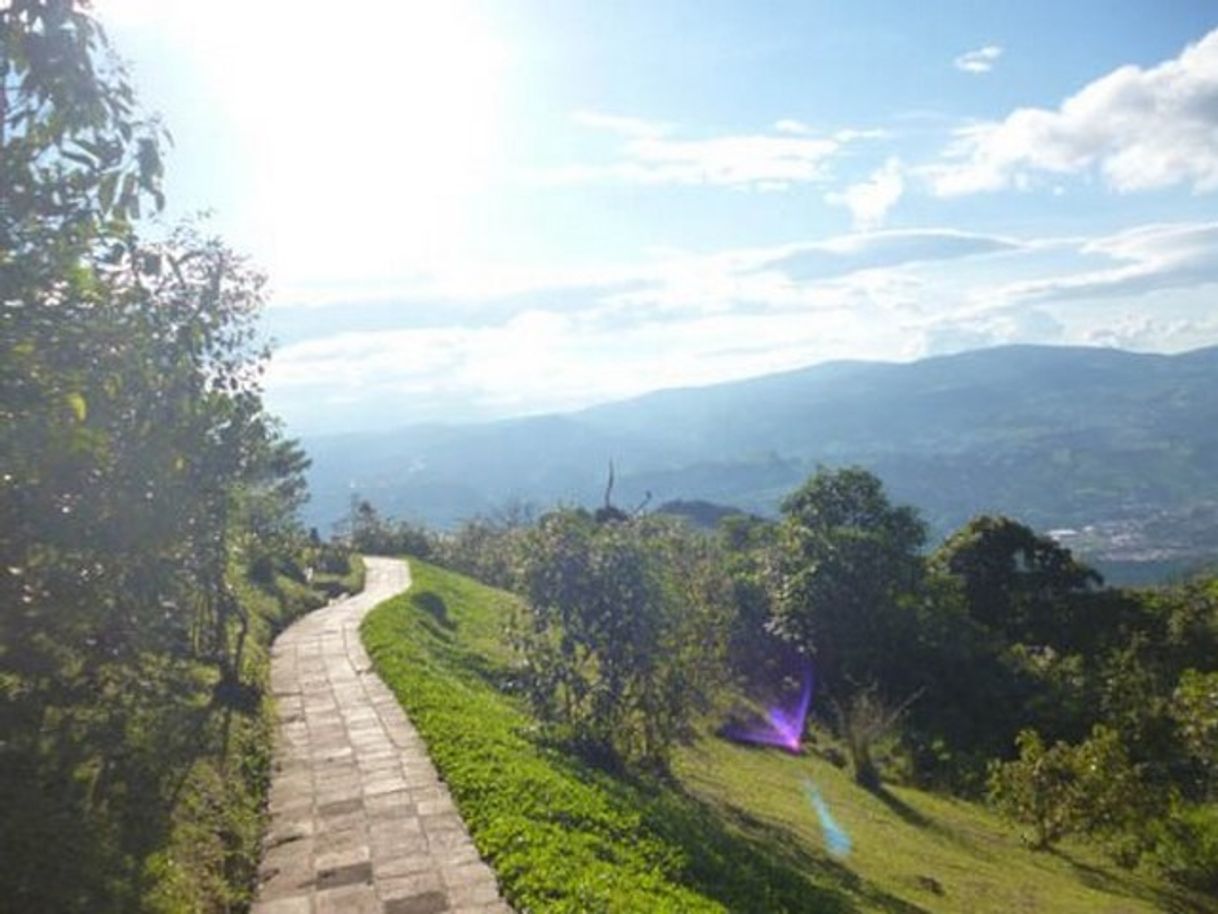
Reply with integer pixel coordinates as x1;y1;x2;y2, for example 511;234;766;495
97;0;1218;434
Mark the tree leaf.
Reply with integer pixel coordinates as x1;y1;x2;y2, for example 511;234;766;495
65;391;87;423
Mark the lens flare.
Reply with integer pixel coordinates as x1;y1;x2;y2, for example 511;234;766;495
801;778;852;858
722;661;812;753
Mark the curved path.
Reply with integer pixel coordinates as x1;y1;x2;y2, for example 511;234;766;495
253;557;510;914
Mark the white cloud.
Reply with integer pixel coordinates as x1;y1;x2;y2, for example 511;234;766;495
538;113;858;190
774;118;814;135
269;228;1027;331
998;222;1218;303
922;307;1064;355
954;45;1003;74
262;220;1218;431
266;226;1032;424
762;227;1022;279
825;158;905;229
1083;314;1204;350
266;293;922;430
932;28;1218;196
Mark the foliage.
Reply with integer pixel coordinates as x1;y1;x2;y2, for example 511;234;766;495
346;496;434;558
655;498;746;529
433;515;524;589
0;557;334;913
1151;802;1218;892
0;2;331;909
987;726;1150;851
834;686;917;791
770;467;925;707
1;0;166;258
383;468;1216;892
364;560;1215;914
930;515;1102;650
364;561;873;913
717;513;787;685
1171;668;1218;797
988;729;1088;849
903;518;1157;790
1147;575;1218;675
969;572;1218;881
1173;668;1218;767
311;549;366;600
513;510;732;769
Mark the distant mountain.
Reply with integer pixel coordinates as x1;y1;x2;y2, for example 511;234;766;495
300;344;1218;579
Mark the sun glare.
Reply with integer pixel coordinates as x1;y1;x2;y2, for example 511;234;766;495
100;0;508;285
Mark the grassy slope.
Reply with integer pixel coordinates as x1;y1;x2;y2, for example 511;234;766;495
362;560;1216;914
677;741;1215;914
143;567;338;912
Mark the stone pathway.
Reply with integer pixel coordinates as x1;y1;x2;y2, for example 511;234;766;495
253;557;511;914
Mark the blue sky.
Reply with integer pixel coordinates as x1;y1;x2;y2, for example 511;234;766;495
99;1;1218;433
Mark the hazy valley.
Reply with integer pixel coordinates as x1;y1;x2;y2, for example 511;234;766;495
304;342;1218;581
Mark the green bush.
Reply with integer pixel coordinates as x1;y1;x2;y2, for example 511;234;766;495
348;499;435;559
311;551;366;600
988;726;1150;851
1172;669;1218;795
514;511;732;770
988;729;1079;848
434;518;523;589
316;544;353;575
1153;803;1218;892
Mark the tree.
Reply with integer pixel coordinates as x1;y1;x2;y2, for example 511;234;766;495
834;685;919;791
766;468;927;788
770;467;926;699
2;0;166;268
988;726;1151;853
513;510;731;769
1172;669;1218;798
346;496;434;560
930;515;1101;649
1;4;312;907
717;513;787;685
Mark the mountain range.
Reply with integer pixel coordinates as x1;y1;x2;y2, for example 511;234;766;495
300;344;1218;581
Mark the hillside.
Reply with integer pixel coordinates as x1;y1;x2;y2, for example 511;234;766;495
304;344;1218;578
362;559;1217;913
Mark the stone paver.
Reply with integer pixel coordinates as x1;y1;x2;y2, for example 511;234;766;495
253;557;512;914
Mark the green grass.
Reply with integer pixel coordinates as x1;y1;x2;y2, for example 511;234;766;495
139;566;343;913
676;740;1217;913
0;558;344;914
362;560;1217;914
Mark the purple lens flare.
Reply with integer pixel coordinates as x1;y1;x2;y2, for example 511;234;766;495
723;661;813;753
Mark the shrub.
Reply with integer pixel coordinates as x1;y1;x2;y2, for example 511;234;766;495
988;726;1150;851
989;729;1078;849
1152;803;1218;892
1172;669;1218;796
434;518;522;589
834;685;917;791
316;544;352;575
513;510;731;769
348;499;435;558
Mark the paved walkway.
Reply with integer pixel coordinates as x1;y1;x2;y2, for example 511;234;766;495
253;557;510;914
